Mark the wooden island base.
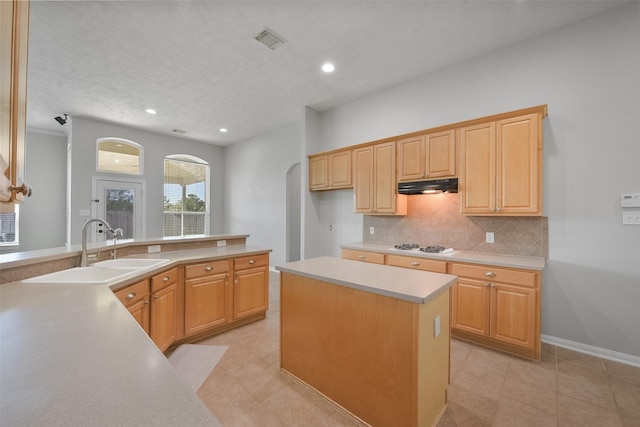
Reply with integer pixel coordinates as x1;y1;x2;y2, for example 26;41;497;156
280;271;451;427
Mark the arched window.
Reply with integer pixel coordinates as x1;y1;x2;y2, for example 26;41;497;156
163;155;209;236
97;138;143;175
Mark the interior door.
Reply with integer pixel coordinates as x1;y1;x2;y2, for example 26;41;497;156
93;178;144;242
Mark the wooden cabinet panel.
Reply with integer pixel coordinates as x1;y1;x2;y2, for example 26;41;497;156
353;146;374;212
115;279;150;335
490;283;537;350
459;122;496;213
329;150;352;188
426;130;456;178
150;267;178;293
386;254;447;273
451;279;490;336
185;260;230;279
451;261;541;360
184;272;229;335
309;155;328;190
128;298;150;335
397;136;425;181
150;281;178;352
341;248;386;265
309;150;352;191
233;266;268;320
497;113;540;214
0;0;31;205
459;110;543;216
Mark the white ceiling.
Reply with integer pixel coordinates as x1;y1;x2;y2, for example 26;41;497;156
26;0;627;146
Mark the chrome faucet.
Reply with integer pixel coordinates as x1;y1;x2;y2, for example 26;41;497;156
80;218;116;267
110;228;124;259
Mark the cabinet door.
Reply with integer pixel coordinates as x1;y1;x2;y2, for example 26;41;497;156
0;0;30;204
373;141;397;213
128;299;150;335
329;150;352;188
309;155;328;190
397;136;425;182
490;283;537;350
425;130;456;178
451;278;490;336
353;146;374;213
150;282;178;352
496;113;541;215
184;273;230;336
233;266;268;320
341;248;386;265
459;122;496;214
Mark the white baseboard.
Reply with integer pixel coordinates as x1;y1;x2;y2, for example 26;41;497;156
542;334;640;368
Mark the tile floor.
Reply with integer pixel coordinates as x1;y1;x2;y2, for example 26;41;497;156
196;272;640;426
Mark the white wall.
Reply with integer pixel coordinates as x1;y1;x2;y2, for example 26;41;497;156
0;130;67;252
68;117;225;244
309;3;640;358
223;121;302;267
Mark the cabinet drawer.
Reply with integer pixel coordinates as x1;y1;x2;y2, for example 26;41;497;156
115;279;149;307
341;249;386;265
151;267;178;293
451;263;538;288
185;260;230;280
234;254;269;270
386;255;447;273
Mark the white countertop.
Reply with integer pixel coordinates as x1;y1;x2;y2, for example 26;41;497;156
276;256;457;304
0;244;271;426
341;242;546;271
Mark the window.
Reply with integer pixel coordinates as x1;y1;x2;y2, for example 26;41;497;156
0;205;19;246
163;155;209;237
97;138;143;175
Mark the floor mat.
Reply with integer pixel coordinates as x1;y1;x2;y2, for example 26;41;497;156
168;344;228;392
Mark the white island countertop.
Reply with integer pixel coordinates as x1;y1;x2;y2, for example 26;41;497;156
276;256;457;304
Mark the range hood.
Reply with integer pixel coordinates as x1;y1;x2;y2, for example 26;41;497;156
398;178;458;195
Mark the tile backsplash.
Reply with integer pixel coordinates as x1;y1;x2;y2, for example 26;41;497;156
363;193;548;258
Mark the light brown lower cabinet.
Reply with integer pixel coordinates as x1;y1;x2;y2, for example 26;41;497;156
450;262;540;360
114;278;150;335
184;260;231;336
233;254;269;320
341;248;386;264
113;252;270;353
150;268;179;353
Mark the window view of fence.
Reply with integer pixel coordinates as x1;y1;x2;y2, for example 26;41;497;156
163;156;209;237
105;189;134;239
0;207;18;246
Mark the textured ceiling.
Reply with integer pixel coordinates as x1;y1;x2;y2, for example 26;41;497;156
26;0;627;146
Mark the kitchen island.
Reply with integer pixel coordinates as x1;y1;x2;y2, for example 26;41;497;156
276;257;457;427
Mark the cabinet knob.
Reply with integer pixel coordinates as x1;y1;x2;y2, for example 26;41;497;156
490;284;495;288
205;266;213;271
126;292;136;299
484;271;496;277
484;283;490;287
248;259;255;264
9;183;32;197
163;276;169;282
358;254;365;259
410;261;420;266
154;295;159;300
143;300;150;305
225;273;230;278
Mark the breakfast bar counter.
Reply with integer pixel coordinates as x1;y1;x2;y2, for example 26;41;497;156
276;257;457;427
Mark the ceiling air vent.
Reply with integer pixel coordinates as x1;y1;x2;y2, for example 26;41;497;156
254;27;286;50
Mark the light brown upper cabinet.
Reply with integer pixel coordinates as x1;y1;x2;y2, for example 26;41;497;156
353;142;406;215
397;129;456;182
308;149;352;191
459;108;545;216
1;0;31;206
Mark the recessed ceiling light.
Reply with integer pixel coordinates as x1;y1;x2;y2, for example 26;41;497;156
145;108;157;115
322;63;335;73
219;128;228;133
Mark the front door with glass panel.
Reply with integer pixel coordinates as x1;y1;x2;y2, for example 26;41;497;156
93;179;144;242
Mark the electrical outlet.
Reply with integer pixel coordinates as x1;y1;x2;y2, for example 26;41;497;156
148;245;161;253
486;232;495;243
623;211;640;225
216;239;226;247
369;226;375;235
